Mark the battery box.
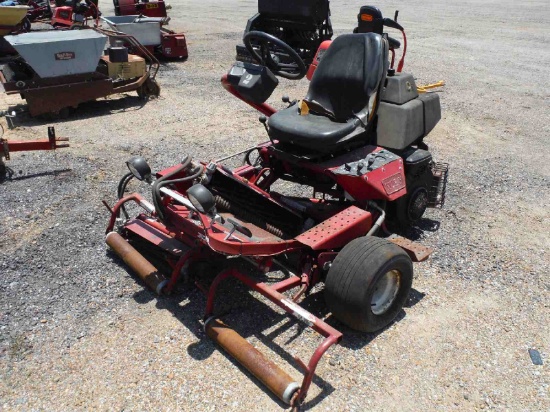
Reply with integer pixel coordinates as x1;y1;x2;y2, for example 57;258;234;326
376;72;441;150
102;54;146;80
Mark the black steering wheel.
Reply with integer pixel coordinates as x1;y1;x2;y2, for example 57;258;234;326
243;31;307;80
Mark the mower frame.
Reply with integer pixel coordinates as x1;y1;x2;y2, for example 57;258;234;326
104;6;446;408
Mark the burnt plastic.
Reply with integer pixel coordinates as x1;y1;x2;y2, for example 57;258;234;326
227;61;278;104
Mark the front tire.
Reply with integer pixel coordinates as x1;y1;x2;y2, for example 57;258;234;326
325;236;413;332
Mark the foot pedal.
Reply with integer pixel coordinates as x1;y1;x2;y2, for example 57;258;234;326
428;162;449;208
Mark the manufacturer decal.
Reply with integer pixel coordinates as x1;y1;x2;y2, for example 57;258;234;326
55;52;75;61
382;173;406;194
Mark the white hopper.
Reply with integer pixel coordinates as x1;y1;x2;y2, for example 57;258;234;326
4;30;108;78
102;15;162;46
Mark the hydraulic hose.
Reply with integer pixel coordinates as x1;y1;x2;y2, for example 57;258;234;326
117;172;134;220
118;172;134;199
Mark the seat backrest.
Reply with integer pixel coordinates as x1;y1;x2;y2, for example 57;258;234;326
305;33;388;122
258;0;329;24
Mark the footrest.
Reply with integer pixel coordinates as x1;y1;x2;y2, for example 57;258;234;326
296;206;372;250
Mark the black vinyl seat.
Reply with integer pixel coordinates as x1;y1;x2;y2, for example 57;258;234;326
268;33;388;153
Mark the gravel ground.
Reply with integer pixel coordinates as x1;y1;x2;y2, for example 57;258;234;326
1;0;549;411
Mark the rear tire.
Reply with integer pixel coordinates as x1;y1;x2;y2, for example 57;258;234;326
325;236;413;332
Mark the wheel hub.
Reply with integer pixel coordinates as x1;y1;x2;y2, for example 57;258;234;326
371;269;401;315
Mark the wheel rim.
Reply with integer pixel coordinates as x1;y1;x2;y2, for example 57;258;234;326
371;269;401;315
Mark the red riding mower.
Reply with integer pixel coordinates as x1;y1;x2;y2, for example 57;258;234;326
26;1;54;23
113;0;169;18
50;0;100;29
105;6;448;409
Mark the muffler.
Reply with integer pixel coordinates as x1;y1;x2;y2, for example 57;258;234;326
204;318;300;404
106;232;168;295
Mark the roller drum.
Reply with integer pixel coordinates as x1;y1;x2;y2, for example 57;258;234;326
105;232;168;295
205;318;300;404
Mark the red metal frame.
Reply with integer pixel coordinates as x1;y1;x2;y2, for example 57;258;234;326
204;268;342;406
1;126;68;162
103;14;434;408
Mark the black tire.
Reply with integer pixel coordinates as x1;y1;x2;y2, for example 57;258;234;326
138;78;160;100
21;17;32;33
137;85;147;100
0;161;6;182
113;0;121;16
325;236;413;332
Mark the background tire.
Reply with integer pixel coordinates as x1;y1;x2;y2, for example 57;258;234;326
325;236;413;332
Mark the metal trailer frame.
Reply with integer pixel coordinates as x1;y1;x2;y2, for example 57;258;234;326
0;126;69;177
102;15;188;60
0;29;160;117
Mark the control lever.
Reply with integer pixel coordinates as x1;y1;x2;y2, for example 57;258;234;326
259;115;269;133
383;17;403;31
282;95;298;108
226;218;253;239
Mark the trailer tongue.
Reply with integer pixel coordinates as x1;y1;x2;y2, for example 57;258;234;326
1;124;69;179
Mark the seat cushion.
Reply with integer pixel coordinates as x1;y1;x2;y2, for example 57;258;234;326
267;33;388;154
268;106;359;151
305;33;386;122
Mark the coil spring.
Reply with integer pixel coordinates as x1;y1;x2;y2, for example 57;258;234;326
215;195;285;239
